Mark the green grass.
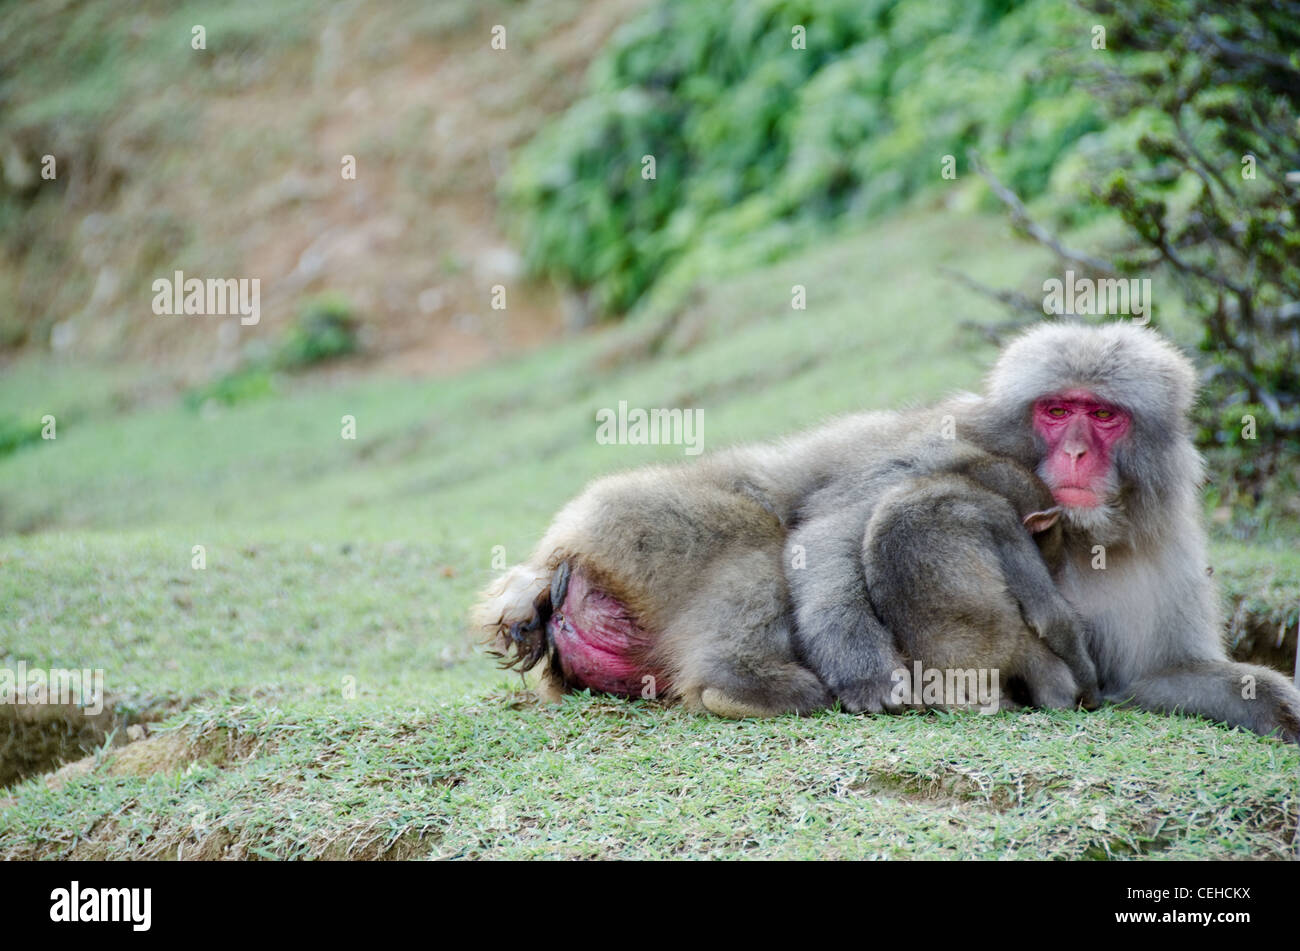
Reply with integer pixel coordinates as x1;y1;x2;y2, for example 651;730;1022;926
2;207;1297;859
4;697;1296;860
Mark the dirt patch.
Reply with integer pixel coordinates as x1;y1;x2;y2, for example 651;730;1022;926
4;0;650;380
0;693;192;789
17;721;447;860
1228;604;1299;677
40;723;249;791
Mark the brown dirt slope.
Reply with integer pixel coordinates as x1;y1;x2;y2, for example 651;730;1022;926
0;0;648;381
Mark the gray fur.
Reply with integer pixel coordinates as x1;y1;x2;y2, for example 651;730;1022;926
959;322;1297;740
474;321;1300;740
787;439;1098;712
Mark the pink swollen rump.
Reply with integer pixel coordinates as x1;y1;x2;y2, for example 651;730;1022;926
547;566;665;697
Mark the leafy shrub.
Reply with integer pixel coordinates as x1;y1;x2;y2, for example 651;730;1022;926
0;416;44;458
505;0;1100;318
275;293;359;370
1076;0;1300;507
973;0;1300;525
182;365;275;411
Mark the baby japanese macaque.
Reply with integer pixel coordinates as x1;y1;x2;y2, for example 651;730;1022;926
847;448;1098;713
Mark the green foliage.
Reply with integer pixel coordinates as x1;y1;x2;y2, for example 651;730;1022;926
506;0;1100;317
0;416;44;458
275;293;360;370
182;365;275;411
1067;0;1300;514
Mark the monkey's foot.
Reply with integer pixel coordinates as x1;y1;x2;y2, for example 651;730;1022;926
700;688;772;719
547;565;667;699
697;665;830;718
835;672;909;714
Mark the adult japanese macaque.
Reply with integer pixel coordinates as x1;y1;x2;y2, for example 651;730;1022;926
959;323;1300;741
472;322;1300;742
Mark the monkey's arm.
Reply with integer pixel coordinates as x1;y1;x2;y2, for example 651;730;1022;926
1110;661;1300;744
1087;536;1299;742
992;526;1099;708
787;517;907;714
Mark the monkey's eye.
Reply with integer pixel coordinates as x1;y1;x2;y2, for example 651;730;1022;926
1047;407;1068;419
1092;409;1114;420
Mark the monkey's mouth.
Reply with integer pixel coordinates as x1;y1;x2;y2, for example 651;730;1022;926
1052;486;1102;509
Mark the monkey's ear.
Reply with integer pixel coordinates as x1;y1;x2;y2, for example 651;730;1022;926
1023;507;1062;534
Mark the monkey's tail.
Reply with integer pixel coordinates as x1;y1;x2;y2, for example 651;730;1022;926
470;560;570;674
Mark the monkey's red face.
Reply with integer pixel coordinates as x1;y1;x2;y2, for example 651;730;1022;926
1032;389;1131;510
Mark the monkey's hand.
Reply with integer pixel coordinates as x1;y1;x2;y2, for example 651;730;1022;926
1035;614;1100;710
832;650;911;715
791;592;911;714
1018;598;1100;710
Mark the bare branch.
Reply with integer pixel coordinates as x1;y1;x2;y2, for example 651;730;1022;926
966;150;1119;276
939;266;1044;320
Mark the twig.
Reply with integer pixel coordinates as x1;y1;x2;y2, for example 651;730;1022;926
967;150;1119;276
939;266;1045;320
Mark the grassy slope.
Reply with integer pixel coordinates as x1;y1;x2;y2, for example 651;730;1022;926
1;208;1297;859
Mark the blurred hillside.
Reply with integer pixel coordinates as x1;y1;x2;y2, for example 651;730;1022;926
2;0;1112;382
0;0;646;380
506;0;1101;320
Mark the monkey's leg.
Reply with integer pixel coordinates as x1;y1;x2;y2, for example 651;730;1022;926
788;520;908;714
1009;639;1086;711
993;529;1099;708
1110;661;1300;743
690;621;832;717
673;550;832;718
687;635;832;719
